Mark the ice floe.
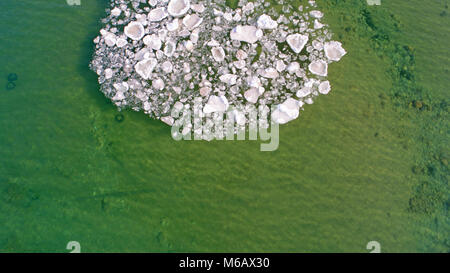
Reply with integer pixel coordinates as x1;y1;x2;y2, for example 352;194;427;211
90;0;346;132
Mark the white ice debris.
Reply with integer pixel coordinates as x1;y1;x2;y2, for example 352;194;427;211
309;60;328;77
111;7;121;17
90;0;346;131
260;68;279;79
104;33;117;47
296;79;315;98
236;49;248;60
287;62;300;74
183;14;203;30
324;41;347;61
318;81;331;94
152;78;165;90
199;86;211;97
219;74;238;85
143;34;162;50
272;98;303;124
116;38;127;48
124;22;145;40
286;34;309;54
276;60;287;72
257;14;278;29
203;95;229;113
230;25;263;44
166;19;179;31
244;88;260;104
167;0;190;17
135;58;157;80
161;61;173;73
309;10;324;19
191;3;205;13
211;47;225;62
104;68;113;79
148;7;168;22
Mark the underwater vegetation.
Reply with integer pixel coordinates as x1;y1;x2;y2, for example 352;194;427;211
322;0;449;250
115;113;125;123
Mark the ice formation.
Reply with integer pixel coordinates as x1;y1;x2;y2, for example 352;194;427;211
90;0;346;133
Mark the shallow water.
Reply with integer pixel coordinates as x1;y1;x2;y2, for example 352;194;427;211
0;0;448;252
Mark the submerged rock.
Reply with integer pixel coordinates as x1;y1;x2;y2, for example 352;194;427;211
7;73;18;82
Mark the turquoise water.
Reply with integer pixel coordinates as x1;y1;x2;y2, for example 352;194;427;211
0;0;448;252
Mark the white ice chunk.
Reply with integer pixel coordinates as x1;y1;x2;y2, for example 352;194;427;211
191;3;205;13
271;98;303;124
310;10;323;19
211;47;225;62
104;68;113;79
260;67;279;79
143;34;162;50
124;21;145;41
236;49;248;60
257;14;278;29
199;86;211;97
148;7;168;22
166;19;180;32
152;78;165;90
164;40;176;57
276;60;286;72
308;60;328;76
244;87;260;103
324;41;347;61
287;62;300;74
230;25;263;44
182;14;203;30
135;58;157;80
286;34;309;53
104;33;117;47
116;37;127;48
314;19;324;29
112;82;129;101
161;116;174;126
219;74;238;85
203;95;229;113
161;61;173;73
111;7;121;17
167;0;190;17
318;81;331;94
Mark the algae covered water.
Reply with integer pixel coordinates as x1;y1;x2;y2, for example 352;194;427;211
0;0;448;252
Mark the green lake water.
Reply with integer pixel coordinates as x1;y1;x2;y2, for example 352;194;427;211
0;0;448;252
